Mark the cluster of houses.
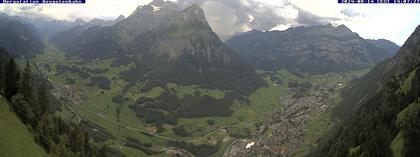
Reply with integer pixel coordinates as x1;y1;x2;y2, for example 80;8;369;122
252;83;344;156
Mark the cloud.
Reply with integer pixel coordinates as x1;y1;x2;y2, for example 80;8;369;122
0;0;153;20
287;0;420;45
172;0;302;40
200;1;245;40
296;9;331;26
330;3;420;45
18;5;38;11
0;0;419;44
340;9;362;17
1;5;14;15
270;24;292;31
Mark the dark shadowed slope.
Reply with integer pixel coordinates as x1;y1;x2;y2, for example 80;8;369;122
0;14;44;58
311;25;420;157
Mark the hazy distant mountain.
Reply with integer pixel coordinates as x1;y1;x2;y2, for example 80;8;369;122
74;16;125;27
52;0;264;95
24;15;126;41
0;14;44;58
29;18;73;39
226;24;399;74
50;16;126;53
368;38;400;56
88;15;125;26
311;25;420;157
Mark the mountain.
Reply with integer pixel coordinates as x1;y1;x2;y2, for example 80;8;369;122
114;15;125;23
12;14;124;41
72;17;122;27
53;0;265;95
0;14;44;58
310;25;420;157
368;39;400;57
89;16;125;26
50;16;126;55
226;24;399;74
29;18;73;39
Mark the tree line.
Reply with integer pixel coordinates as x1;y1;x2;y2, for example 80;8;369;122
310;66;420;157
0;57;123;157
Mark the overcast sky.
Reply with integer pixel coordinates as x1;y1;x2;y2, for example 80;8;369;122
0;0;419;45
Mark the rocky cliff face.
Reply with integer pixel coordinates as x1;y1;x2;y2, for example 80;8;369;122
226;24;399;74
52;0;265;95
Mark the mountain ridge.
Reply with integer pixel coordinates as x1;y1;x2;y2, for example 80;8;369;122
0;14;44;58
311;25;420;157
51;1;265;95
226;24;399;74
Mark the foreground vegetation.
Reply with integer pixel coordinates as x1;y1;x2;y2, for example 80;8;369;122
0;96;46;157
0;49;128;157
311;27;420;157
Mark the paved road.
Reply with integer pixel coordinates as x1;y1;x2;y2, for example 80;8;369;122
222;139;240;157
38;64;244;156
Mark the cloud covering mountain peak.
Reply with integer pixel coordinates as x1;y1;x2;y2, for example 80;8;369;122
0;0;419;44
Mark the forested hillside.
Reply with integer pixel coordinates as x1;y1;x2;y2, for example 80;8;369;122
310;25;420;157
0;48;121;157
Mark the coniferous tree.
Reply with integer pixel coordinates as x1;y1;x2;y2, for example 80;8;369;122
0;58;101;156
51;135;74;157
70;124;86;153
35;113;55;152
14;62;39;127
20;61;34;102
11;94;34;125
0;62;4;94
4;57;19;100
37;82;49;117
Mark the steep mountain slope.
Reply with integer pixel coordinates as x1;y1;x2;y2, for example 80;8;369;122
0;14;44;58
368;39;400;57
0;47;116;157
0;96;46;157
30;15;124;40
88;16;124;27
53;0;264;95
50;18;121;52
29;18;73;39
226;24;399;74
311;25;420;157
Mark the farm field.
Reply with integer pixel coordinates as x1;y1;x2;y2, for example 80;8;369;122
33;44;369;156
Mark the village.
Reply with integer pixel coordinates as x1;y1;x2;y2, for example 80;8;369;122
39;59;349;157
226;81;345;157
